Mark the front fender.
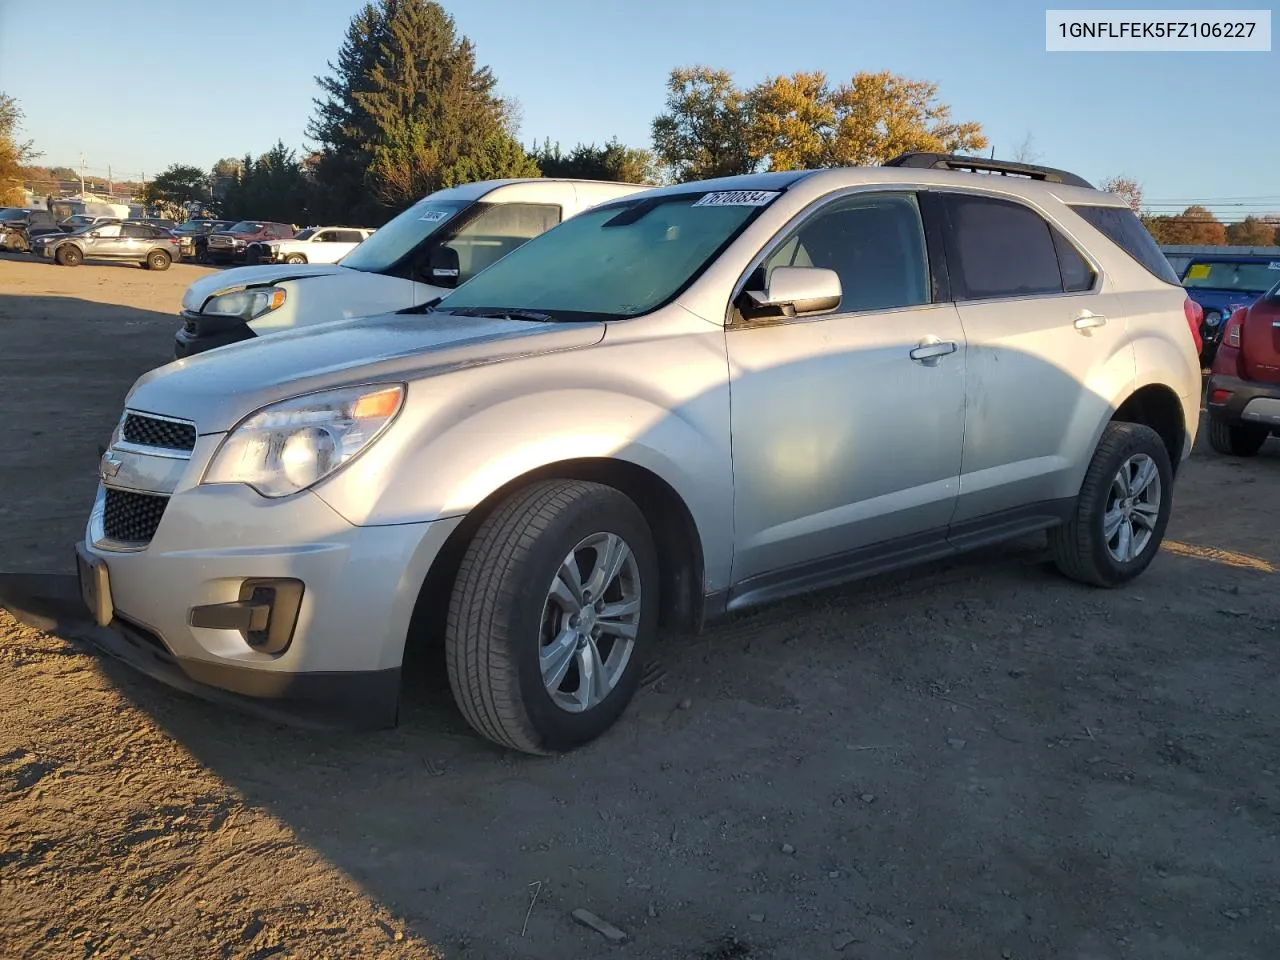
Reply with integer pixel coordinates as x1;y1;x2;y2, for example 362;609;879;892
312;325;735;591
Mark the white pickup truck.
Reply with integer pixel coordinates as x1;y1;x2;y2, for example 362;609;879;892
247;226;375;266
173;178;651;358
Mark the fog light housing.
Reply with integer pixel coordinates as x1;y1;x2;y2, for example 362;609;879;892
188;577;304;654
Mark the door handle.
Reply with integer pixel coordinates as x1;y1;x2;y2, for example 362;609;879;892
909;339;959;364
1074;312;1107;331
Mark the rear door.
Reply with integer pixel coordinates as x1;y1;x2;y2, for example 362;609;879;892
120;223;153;258
933;191;1136;523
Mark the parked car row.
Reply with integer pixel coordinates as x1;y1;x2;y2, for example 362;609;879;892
77;154;1213;757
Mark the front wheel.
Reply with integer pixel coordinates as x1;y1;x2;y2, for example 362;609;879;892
56;245;83;266
1207;417;1268;457
445;479;658;755
1049;421;1173;587
284;253;306;264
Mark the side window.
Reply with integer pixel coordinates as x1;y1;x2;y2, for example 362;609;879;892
443;203;562;283
941;194;1063;300
1069;204;1181;286
95;224;123;238
1052;230;1096;293
122;224;151;239
334;230;364;243
759;192;930;313
315;231;337;242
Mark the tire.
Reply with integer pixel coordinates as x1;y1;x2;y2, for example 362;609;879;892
1207;417;1268;457
284;253;306;264
56;245;83;267
147;250;172;272
445;479;659;755
1049;421;1173;588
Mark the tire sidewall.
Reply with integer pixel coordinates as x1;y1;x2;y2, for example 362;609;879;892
1083;425;1173;584
149;251;171;271
504;489;658;752
59;245;82;266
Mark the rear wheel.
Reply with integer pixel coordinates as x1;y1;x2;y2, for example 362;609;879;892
147;250;172;271
1207;417;1269;457
1050;421;1173;587
445;479;658;755
56;245;83;266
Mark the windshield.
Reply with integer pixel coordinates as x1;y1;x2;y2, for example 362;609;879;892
294;228;317;241
227;221;263;234
340;197;465;273
1183;260;1280;294
173;221;209;234
0;208;28;221
435;190;776;321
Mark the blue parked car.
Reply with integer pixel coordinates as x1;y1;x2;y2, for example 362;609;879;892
1181;254;1280;364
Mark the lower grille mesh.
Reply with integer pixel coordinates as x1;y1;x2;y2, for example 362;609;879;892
103;489;169;543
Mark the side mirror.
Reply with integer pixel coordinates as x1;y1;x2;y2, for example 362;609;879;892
88;231;101;238
743;266;842;318
426;245;461;288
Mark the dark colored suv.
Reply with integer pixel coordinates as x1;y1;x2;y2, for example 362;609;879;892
1205;282;1280;456
204;220;295;264
171;219;234;261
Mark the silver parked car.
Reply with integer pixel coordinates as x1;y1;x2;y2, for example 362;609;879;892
76;153;1202;754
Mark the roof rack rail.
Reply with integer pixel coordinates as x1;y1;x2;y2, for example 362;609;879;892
884;152;1094;189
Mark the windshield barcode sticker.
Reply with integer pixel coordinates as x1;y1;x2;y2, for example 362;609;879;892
418;210;451;222
692;190;780;207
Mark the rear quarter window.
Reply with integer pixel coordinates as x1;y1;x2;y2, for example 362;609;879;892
1069;204;1180;286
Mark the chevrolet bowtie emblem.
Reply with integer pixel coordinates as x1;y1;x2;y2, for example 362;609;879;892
99;453;122;482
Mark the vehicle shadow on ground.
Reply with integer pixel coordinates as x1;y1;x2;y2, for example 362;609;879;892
0;295;181;575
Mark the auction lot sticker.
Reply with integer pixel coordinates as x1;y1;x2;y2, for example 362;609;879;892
418;210;452;222
693;191;781;207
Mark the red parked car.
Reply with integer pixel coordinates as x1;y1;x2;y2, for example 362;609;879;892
1205;283;1280;456
203;220;296;264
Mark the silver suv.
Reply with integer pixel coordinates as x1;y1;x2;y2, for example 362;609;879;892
76;153;1202;754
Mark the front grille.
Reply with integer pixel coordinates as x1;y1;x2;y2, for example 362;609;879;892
122;413;196;451
102;489;169;543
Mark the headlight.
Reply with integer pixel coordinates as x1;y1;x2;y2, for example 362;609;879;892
201;287;287;319
202;384;405;498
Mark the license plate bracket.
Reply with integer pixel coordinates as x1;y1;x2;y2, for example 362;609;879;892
75;543;114;627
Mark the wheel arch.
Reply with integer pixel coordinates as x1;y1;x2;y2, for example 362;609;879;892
1110;382;1188;476
406;457;708;664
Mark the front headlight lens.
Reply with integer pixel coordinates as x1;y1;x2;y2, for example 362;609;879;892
202;287;287;319
203;384;405;497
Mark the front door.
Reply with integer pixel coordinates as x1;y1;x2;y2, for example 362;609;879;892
85;223;127;258
726;190;967;593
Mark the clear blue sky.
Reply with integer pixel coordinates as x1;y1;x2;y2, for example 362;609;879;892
1;0;1275;218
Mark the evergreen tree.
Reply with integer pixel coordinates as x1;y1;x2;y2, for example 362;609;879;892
308;0;534;223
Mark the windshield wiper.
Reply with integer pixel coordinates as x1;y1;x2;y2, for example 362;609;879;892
440;307;555;323
398;296;443;314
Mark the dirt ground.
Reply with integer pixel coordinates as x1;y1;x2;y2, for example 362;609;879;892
1;252;1278;960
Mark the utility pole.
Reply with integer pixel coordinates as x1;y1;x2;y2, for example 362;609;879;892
78;153;87;195
108;164;113;196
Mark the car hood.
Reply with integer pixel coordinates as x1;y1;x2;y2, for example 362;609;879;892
181;263;348;311
125;311;606;433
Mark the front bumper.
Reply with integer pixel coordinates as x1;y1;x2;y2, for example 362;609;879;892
1206;374;1280;429
173;310;257;358
79;476;462;729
